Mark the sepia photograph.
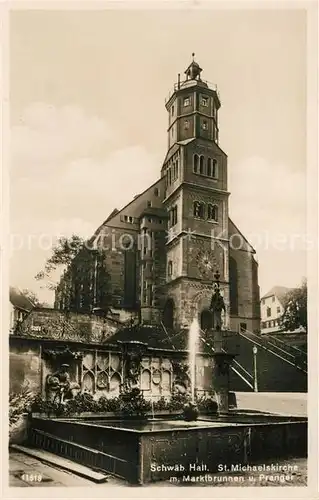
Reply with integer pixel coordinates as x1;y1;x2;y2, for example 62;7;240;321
4;2;317;494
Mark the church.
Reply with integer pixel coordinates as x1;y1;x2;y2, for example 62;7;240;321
55;56;261;335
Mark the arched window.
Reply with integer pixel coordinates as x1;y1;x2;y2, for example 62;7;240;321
200;309;213;331
167;260;173;277
175;159;179;178
184;119;190;130
229;257;238;315
193;201;205;219
163;298;174;330
207;203;218;221
193;154;199;173
207;158;212;177
212;159;218;178
199;155;205;174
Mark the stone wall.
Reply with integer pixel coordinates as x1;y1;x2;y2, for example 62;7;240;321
229;220;261;334
10;341;42;394
9;336;213;400
14;308;119;344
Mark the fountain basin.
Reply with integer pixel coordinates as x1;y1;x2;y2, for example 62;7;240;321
28;413;307;484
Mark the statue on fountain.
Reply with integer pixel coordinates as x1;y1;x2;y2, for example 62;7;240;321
209;270;226;331
45;363;80;403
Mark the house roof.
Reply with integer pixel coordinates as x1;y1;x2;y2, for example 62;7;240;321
261;286;292;304
9;287;35;312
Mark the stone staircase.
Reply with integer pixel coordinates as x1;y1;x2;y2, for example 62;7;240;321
229;330;307;393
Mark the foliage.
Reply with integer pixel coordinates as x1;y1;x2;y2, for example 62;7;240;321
35;234;113;315
168;392;191;411
153;397;170;411
30;389;151;417
31;393;65;417
28;390;218;417
118;388;151;417
9;384;34;427
280;280;307;332
42;347;83;360
37;235;85;276
63;393;99;415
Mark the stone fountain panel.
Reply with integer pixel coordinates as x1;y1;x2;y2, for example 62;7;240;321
30;415;307;484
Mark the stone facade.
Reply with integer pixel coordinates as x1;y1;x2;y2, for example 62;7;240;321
9;335;214;401
55;57;260;335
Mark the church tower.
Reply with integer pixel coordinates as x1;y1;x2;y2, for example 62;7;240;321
162;54;230;331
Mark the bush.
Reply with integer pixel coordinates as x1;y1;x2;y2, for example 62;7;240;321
168;392;191;411
153;397;169;412
118;388;151;417
9;384;34;427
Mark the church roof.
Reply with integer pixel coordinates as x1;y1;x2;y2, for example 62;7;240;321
139;206;168;219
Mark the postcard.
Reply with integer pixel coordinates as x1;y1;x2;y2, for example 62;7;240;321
2;1;318;498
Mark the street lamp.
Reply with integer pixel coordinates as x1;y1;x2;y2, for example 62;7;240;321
252;345;258;392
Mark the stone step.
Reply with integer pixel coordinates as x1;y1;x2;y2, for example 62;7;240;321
10;444;109;484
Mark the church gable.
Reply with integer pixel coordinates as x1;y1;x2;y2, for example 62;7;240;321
228;218;256;254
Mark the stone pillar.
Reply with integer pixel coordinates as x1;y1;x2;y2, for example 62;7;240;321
211;352;235;414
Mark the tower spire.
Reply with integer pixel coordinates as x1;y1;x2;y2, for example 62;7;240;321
185;53;202;81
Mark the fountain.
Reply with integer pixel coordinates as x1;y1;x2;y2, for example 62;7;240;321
188;317;199;403
29;273;307;484
182;318;200;421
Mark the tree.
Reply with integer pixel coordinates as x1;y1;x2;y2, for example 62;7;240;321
280;279;307;332
35;234;112;315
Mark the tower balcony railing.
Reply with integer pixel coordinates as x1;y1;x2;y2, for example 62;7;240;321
165;79;220;104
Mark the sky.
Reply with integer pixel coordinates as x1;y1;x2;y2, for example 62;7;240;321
9;8;307;304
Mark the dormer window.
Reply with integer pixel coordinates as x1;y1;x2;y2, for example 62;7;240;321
201;96;208;106
183;97;190;107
